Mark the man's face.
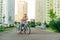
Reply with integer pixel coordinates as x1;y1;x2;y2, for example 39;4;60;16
24;14;27;17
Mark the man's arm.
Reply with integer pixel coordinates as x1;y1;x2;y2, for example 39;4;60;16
26;17;28;20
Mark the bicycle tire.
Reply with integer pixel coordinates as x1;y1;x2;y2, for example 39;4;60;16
24;24;31;34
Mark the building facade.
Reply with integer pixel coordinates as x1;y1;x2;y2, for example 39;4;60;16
53;0;60;19
35;0;46;23
45;0;53;22
15;1;27;22
0;0;3;23
35;0;60;23
4;0;15;25
0;0;15;25
2;0;6;23
35;0;40;23
46;0;60;22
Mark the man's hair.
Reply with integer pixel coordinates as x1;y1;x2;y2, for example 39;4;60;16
24;13;27;15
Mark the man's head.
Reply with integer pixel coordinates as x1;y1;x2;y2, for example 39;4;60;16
24;13;27;15
24;13;27;17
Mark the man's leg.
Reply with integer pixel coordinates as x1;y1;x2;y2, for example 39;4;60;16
19;24;22;32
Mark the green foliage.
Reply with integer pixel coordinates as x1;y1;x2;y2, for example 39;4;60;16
0;25;15;32
9;24;14;27
14;21;20;26
54;18;60;32
49;20;56;30
36;22;41;26
3;16;5;19
28;21;35;28
49;9;56;21
0;26;5;31
14;21;17;24
46;8;60;32
48;18;60;32
44;22;49;28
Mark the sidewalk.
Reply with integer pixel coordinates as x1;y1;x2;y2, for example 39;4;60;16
0;28;60;40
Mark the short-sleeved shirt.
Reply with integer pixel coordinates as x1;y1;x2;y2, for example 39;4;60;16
21;17;27;24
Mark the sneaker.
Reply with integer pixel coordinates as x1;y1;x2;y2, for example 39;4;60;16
19;32;23;34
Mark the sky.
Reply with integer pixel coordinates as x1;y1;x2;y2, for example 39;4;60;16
15;0;35;20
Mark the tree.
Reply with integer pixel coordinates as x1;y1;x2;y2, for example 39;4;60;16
49;9;56;21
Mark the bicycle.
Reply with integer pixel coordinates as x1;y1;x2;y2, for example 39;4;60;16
18;23;31;34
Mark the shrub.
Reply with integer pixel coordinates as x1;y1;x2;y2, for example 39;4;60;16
0;25;15;32
14;21;17;24
36;22;41;26
9;24;14;27
44;22;49;28
0;26;5;31
49;20;56;30
28;21;35;28
30;21;35;27
54;19;60;32
48;18;60;32
14;21;20;25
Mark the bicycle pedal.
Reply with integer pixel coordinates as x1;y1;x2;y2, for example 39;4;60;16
21;29;23;31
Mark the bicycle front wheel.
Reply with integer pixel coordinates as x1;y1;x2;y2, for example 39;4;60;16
24;26;31;34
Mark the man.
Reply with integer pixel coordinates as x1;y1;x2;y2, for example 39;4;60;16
19;14;28;34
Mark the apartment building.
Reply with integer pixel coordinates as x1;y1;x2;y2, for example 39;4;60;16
15;1;27;22
0;0;15;25
46;0;60;22
3;0;15;25
36;0;60;23
0;0;3;23
2;0;6;23
53;0;60;19
35;0;46;23
35;0;40;23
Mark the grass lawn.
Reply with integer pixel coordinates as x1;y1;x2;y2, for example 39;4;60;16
46;27;56;32
0;27;15;32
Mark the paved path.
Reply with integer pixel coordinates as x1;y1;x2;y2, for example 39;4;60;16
0;28;60;40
